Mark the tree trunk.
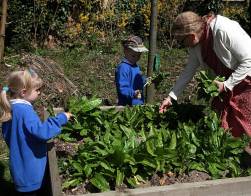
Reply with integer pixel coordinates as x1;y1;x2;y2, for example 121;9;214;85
146;0;158;104
0;0;8;63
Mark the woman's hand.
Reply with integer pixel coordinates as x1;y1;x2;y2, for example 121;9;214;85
213;80;225;93
159;96;172;113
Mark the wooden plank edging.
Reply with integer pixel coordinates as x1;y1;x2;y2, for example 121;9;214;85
44;108;64;196
69;176;251;196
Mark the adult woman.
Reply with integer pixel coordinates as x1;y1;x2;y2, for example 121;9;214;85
159;11;251;139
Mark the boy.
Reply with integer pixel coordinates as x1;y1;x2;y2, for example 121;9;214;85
115;35;148;106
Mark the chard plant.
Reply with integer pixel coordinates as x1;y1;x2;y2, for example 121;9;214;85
144;72;169;90
58;97;249;193
196;70;225;102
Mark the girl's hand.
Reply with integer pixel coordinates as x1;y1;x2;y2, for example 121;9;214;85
64;112;73;120
213;80;225;93
159;96;172;113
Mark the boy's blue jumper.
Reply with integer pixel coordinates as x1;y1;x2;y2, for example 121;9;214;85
115;58;145;106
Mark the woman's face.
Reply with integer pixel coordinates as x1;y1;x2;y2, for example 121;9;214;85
178;33;200;48
124;48;141;65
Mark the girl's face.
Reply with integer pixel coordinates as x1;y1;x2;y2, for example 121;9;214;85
22;87;41;102
124;48;141;65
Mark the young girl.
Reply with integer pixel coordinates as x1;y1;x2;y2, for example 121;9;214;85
0;69;72;195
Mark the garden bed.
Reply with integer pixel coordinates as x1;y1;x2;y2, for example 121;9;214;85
44;100;250;195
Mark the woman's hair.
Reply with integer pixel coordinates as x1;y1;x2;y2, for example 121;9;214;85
0;68;43;122
172;11;205;37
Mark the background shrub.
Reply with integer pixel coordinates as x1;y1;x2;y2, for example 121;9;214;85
4;0;251;51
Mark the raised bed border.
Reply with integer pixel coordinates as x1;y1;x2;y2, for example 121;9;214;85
44;106;251;196
83;176;251;196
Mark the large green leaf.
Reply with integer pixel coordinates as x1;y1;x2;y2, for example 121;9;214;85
73;162;83;173
90;173;110;192
146;139;156;156
84;165;92;177
139;159;156;168
169;132;177;149
81;98;102;112
189;162;207;173
100;162;115;173
116;169;125;187
62;178;81;189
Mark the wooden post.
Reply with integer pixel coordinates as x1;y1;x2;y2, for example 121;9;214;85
44;108;64;196
146;0;158;104
0;0;8;62
47;140;62;196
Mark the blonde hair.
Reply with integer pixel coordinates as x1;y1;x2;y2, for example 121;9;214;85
172;11;205;37
0;69;43;122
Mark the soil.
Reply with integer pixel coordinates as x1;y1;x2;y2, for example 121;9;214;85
54;138;79;157
61;167;211;195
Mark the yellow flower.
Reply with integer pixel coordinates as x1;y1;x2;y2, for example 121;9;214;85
76;23;82;33
79;13;89;23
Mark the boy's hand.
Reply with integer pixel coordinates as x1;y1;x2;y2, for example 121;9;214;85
134;90;142;99
64;112;73;120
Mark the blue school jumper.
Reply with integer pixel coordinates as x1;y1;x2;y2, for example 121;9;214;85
2;99;68;192
115;58;145;106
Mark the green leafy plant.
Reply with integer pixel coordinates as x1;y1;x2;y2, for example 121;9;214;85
145;72;169;90
196;70;225;101
58;97;248;193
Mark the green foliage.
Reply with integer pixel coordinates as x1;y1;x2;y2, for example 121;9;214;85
207;0;222;14
222;3;251;35
58;96;103;142
6;1;250;50
58;97;249;193
145;72;170;90
196;70;225;102
7;0;72;49
194;0;223;15
0;141;11;182
2;0;182;50
0;138;16;195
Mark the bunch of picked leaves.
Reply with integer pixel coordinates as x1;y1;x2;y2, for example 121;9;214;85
144;72;169;90
196;70;225;101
